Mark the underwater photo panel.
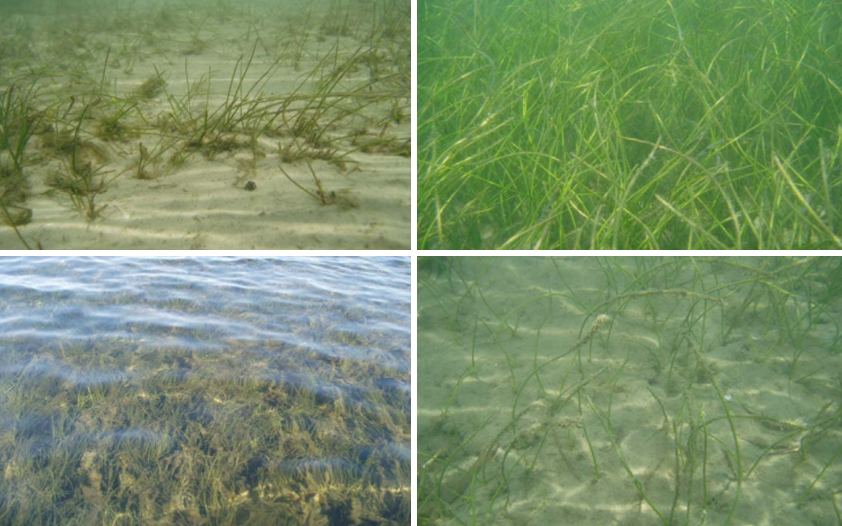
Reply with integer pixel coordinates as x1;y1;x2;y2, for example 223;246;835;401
418;256;842;525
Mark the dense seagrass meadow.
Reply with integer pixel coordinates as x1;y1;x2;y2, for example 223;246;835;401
418;0;842;249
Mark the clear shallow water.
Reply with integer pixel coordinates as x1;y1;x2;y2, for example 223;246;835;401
0;257;410;525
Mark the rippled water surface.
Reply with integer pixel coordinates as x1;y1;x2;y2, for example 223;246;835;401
0;257;410;525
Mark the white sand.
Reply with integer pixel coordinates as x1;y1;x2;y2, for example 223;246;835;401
0;0;409;249
418;257;842;525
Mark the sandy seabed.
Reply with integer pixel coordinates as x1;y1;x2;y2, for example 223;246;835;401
0;0;409;249
418;257;842;526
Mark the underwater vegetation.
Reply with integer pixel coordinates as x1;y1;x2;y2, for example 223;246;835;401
418;256;842;525
0;349;410;525
418;0;842;249
0;261;411;525
0;0;410;249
